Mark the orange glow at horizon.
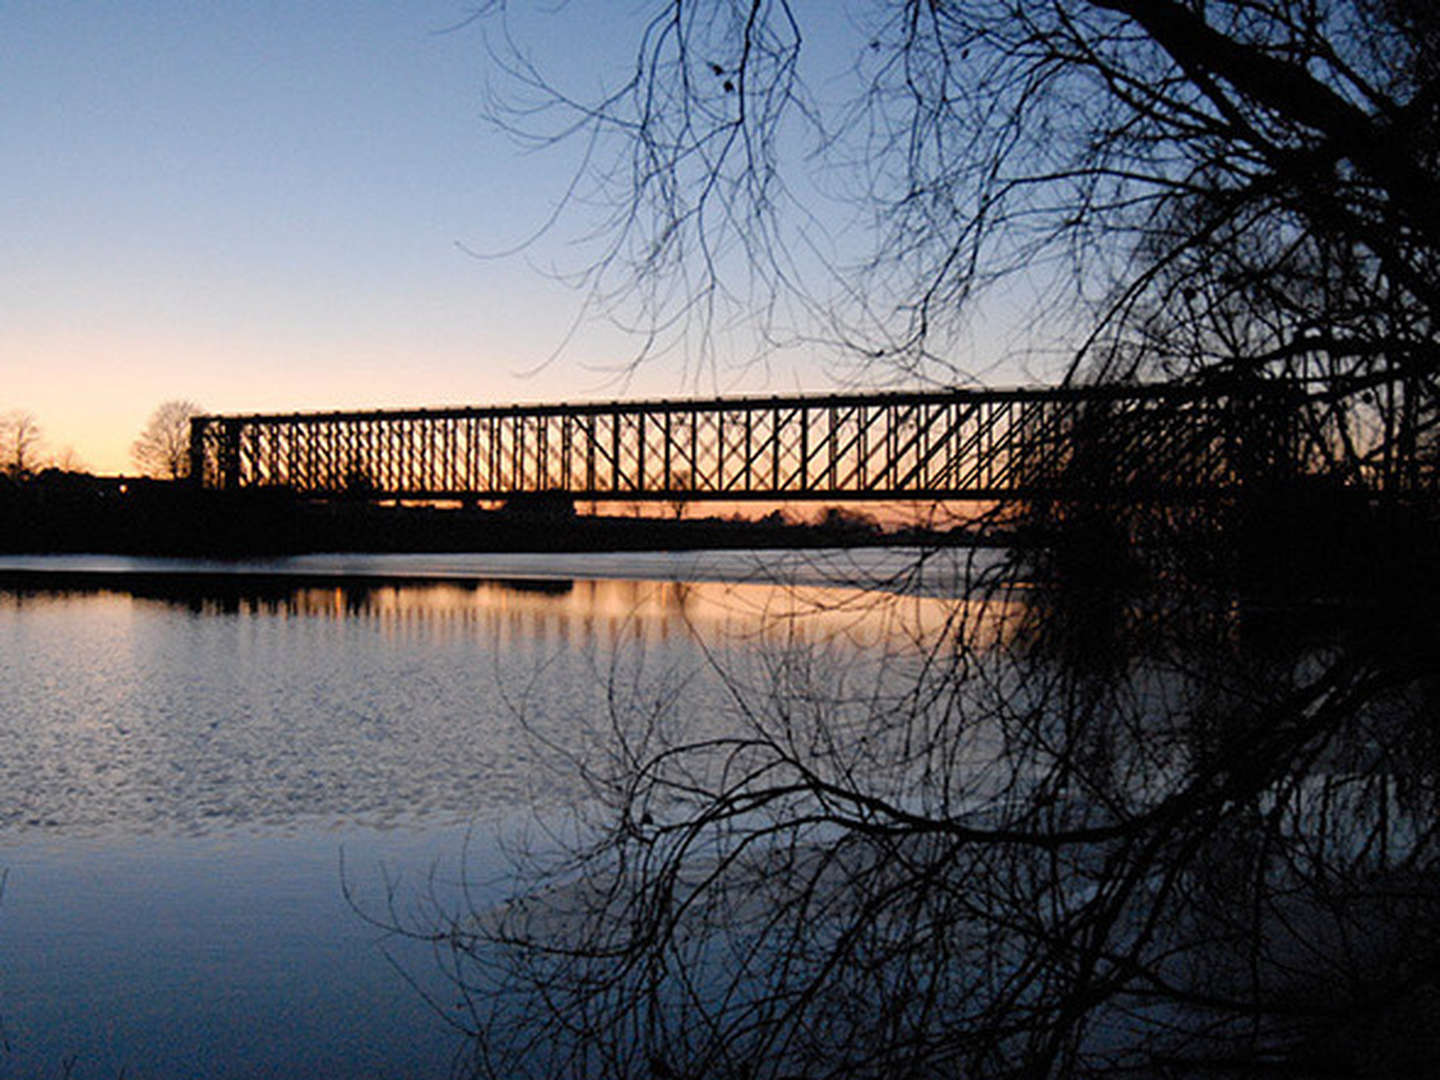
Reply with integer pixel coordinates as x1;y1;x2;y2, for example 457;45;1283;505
6;321;840;478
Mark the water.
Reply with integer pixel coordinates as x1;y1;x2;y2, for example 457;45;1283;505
0;550;974;1079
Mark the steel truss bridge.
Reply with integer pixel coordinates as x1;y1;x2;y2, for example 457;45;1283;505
187;383;1377;504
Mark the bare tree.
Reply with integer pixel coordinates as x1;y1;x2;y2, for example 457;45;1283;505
132;400;203;480
1;410;43;478
361;5;1440;1078
49;445;89;473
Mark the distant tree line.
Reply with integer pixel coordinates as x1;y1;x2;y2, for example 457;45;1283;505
0;399;204;483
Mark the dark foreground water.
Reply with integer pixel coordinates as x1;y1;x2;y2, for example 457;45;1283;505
0;550;973;1079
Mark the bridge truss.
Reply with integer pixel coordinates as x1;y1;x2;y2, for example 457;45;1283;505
188;383;1383;504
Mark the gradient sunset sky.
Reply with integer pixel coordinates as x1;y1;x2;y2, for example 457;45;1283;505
4;3;1026;475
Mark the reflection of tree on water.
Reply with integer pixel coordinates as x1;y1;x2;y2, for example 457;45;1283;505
372;497;1439;1078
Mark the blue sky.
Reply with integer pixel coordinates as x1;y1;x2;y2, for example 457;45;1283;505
2;3;1026;474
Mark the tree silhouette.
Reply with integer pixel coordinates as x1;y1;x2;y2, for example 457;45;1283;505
1;410;43;478
473;0;1436;480
132;400;203;480
366;5;1440;1077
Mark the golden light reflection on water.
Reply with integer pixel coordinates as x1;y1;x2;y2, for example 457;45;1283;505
0;570;1021;655
232;577;1007;653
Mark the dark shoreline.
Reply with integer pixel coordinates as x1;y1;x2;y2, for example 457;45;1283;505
1;474;990;557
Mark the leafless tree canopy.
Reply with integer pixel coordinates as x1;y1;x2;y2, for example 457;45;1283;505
132;400;203;480
1;410;44;478
475;2;1436;436
362;5;1440;1078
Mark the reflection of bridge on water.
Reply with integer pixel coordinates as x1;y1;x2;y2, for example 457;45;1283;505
189;382;1419;503
1;575;947;652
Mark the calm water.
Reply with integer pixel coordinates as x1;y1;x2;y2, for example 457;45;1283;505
0;550;976;1079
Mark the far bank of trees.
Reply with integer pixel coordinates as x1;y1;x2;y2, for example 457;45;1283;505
0;399;206;483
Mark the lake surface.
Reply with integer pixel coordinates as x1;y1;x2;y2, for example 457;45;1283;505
0;549;980;1079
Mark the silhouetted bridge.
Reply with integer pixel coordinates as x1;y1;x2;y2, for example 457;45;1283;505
187;383;1387;504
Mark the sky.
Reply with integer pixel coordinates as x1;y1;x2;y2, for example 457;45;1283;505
2;3;1023;476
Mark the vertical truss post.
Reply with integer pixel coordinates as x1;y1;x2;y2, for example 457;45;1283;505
691;403;702;492
611;409;621;495
585;413;596;495
716;410;726;492
799;405;809;491
188;418;208;487
744;410;753;493
770;404;780;491
637;413;646;494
